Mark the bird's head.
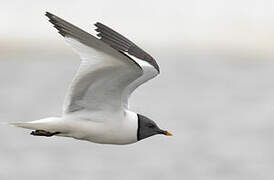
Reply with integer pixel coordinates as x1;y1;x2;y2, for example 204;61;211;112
137;114;173;141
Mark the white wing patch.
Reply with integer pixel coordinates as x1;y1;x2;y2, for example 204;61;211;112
122;55;158;108
62;37;142;115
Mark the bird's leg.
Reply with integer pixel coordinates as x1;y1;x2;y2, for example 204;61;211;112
30;130;61;137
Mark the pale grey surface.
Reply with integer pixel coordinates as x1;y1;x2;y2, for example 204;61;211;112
1;0;274;55
0;48;274;180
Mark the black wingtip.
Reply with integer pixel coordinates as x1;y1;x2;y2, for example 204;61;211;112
94;22;112;31
95;22;102;26
45;12;66;37
45;12;59;21
45;11;54;18
45;12;57;23
94;22;160;73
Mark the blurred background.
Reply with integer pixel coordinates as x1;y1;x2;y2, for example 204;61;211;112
1;0;274;179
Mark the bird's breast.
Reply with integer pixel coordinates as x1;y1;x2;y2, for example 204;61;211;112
62;111;138;144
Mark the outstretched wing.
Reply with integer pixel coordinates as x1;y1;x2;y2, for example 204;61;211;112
46;12;143;115
94;22;160;73
46;12;160;116
94;22;160;107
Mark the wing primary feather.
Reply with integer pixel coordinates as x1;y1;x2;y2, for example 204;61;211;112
101;38;128;51
45;12;104;51
94;22;160;73
46;12;160;72
46;12;84;35
97;31;132;48
95;22;133;44
100;35;129;50
95;29;132;47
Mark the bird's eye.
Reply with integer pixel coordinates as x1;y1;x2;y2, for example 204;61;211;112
148;124;155;128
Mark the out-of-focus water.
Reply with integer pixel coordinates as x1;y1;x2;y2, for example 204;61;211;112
0;48;274;180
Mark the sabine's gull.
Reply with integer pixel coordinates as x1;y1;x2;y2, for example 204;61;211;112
10;12;172;145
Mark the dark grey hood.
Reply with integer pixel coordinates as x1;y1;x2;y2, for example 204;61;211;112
137;114;169;141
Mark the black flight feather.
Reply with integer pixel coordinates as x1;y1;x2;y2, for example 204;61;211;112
94;22;160;73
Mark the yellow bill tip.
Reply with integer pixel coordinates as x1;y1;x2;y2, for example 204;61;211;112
166;131;173;136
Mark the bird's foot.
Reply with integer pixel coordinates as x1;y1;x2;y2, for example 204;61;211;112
31;130;60;137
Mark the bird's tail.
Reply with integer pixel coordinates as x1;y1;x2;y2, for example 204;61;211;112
0;121;37;130
8;122;37;130
4;117;63;131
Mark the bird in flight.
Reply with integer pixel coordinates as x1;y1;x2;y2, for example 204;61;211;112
10;12;172;145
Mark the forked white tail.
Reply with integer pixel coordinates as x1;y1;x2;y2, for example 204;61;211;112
7;117;63;131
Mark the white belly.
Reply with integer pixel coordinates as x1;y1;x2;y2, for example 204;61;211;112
60;111;138;145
